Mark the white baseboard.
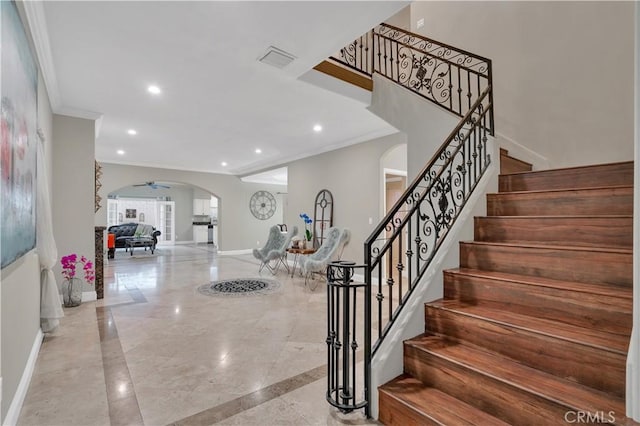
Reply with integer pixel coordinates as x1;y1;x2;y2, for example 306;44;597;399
218;249;252;256
82;291;97;302
496;132;550;170
4;329;43;426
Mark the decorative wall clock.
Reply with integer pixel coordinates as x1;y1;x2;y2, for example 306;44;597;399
249;191;276;220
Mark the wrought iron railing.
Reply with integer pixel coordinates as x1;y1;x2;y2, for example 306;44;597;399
326;23;494;417
332;23;494;134
325;261;368;414
365;86;492;358
335;31;375;77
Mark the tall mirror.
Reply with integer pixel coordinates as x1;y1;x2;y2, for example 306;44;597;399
313;189;333;249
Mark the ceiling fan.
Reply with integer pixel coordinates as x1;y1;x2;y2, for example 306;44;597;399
133;181;171;190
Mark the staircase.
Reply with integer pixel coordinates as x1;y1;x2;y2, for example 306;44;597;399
378;159;635;425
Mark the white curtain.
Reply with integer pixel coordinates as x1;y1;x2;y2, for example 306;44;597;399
36;138;64;332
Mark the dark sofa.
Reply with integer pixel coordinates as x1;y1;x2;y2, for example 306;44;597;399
107;223;161;258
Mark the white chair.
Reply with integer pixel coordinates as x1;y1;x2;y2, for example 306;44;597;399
299;227;350;289
253;225;298;274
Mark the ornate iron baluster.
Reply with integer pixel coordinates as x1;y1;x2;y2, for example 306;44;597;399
327;22;494;418
331;24;492;129
326;262;369;415
365;87;492;357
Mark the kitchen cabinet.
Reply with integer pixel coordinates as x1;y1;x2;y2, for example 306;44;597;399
193;225;208;243
193;199;210;215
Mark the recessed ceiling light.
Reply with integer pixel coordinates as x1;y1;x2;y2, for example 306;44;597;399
221;161;228;167
127;129;137;135
255;148;262;154
117;150;125;155
313;124;323;132
147;85;161;95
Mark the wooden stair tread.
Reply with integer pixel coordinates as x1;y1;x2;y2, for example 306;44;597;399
498;161;633;191
487;186;633;216
480;215;633;219
380;374;510;426
462;240;633;255
500;161;632;177
500;148;533;175
379;159;636;425
427;300;630;354
406;333;626;414
447;267;633;301
494;184;633;195
460;241;632;287
474;215;633;249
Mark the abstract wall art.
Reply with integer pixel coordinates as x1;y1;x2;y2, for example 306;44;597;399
1;0;38;268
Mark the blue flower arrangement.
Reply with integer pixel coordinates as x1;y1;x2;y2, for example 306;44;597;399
299;213;313;241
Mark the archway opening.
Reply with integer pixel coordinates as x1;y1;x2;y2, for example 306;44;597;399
108;181;220;247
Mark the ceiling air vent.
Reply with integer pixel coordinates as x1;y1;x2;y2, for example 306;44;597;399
258;46;296;69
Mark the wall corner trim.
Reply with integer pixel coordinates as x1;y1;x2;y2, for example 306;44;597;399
4;329;44;426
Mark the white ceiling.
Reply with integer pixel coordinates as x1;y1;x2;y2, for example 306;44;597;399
34;1;407;177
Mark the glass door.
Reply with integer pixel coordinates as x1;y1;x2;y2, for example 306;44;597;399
156;201;175;245
107;199;119;228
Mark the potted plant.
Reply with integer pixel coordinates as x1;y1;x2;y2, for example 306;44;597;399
299;213;313;248
60;254;95;307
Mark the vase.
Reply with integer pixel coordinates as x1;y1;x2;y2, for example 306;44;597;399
62;277;82;307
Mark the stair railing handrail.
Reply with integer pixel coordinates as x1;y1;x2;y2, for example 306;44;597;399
365;86;492;350
324;23;495;418
366;88;491;268
331;23;492;77
376;23;491;76
375;32;487;76
361;87;492;417
331;23;494;133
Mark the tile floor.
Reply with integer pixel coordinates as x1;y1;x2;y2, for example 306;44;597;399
17;245;379;426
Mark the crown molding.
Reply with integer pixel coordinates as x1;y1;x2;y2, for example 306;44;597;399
22;1;61;110
55;106;103;122
22;1;104;123
232;126;399;176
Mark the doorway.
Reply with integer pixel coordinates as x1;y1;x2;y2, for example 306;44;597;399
384;170;408;282
380;143;408;284
107;198;176;246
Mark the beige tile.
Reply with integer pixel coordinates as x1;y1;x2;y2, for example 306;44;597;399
280;379;379;426
18;247;374;426
216;397;312;426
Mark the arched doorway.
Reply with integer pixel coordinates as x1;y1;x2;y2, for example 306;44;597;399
107;181;220;247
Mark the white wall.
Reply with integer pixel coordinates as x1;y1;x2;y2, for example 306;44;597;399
369;74;459;181
52;115;96;294
410;1;634;168
0;254;41;421
382;143;407;172
0;74;54;422
97;163;285;252
384;5;410;30
286;132;407;263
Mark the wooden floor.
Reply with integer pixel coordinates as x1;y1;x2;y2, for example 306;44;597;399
378;158;636;425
